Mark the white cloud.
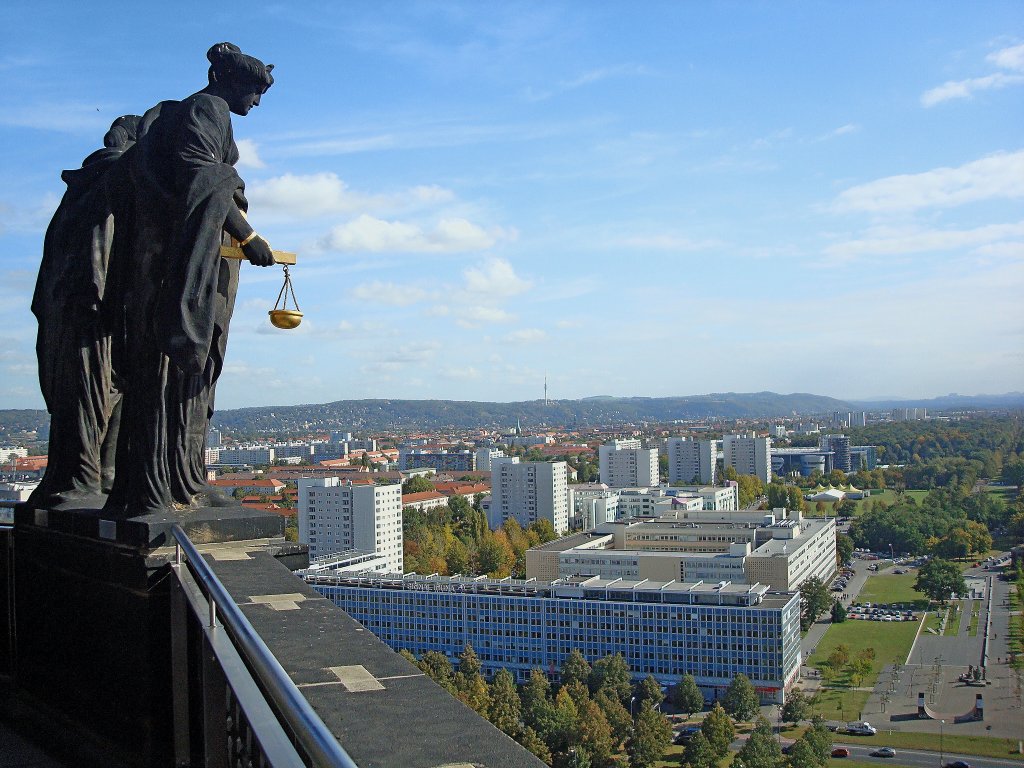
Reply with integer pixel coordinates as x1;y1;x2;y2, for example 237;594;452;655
922;43;1024;106
350;281;433;306
321;214;506;253
921;72;1024;107
457;306;516;327
235;138;265;169
462;258;531;297
987;43;1024;71
832;151;1024;214
823;221;1024;262
249;173;455;218
504;328;547;344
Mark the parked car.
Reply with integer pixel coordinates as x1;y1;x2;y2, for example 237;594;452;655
871;747;896;758
832;748;851;758
944;762;971;768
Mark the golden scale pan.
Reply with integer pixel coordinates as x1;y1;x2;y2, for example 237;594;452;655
220;243;303;329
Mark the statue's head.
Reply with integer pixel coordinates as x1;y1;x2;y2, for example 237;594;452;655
206;42;274;116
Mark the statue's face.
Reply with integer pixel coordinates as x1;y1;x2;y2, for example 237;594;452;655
227;82;264;116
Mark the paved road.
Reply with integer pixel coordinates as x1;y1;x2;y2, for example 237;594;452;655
829;741;1024;768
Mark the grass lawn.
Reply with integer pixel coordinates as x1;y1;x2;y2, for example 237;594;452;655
805;617;922;722
968;601;980;637
856;573;929;610
854;731;1024;760
944;602;964;635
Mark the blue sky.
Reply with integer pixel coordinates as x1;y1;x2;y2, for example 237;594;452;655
1;1;1022;409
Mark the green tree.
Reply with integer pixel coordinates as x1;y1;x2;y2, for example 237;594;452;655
799;577;831;631
625;701;672;768
522;668;552;732
684;730;717;768
519;726;552;764
734;716;782;768
780;688;810;725
576;699;615;768
589;653;632;705
594;688;632;748
700;702;735;758
802;717;833;765
787;735;822;768
562;649;593;690
722;673;760;722
830;600;847;623
402;474;435;494
634;674;664;709
672;674;705;718
418;650;455;693
487;668;522;736
915;558;967;604
827;644;850;676
836;533;854;565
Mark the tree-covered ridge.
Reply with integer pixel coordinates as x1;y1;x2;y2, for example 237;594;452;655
205;392;853;433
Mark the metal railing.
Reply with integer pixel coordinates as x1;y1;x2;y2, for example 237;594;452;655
170;524;359;768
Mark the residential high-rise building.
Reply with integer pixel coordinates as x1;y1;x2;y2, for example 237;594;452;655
297;477;403;571
598;439;659;487
666;437;717;485
723;434;771;484
490;460;568;533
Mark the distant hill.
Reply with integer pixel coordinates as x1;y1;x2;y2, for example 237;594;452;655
848;392;1024;411
5;391;1020;439
208;392;852;433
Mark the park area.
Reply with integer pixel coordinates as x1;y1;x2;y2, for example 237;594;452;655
804;573;928;723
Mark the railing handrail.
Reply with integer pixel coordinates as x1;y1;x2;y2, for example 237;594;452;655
172;524;358;768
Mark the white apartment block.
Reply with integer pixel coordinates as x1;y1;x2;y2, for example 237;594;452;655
723;434;771;484
474;447;508;472
666;437;717;485
298;477;403;572
489;460;568;533
599;439;658;488
671;485;739;512
217;446;275;465
567;483;620;530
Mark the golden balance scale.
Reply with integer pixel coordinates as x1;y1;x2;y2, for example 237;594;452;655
220;242;303;329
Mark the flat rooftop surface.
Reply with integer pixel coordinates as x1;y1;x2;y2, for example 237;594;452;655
201;540;544;768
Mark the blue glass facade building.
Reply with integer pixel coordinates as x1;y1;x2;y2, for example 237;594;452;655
306;573;802;703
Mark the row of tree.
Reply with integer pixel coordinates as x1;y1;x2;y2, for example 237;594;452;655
403;644;794;768
402;484;558;577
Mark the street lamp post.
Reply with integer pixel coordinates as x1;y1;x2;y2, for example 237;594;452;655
889;543;894;562
939;719;945;768
630;696;637;720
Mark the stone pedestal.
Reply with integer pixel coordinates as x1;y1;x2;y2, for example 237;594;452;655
8;502;284;768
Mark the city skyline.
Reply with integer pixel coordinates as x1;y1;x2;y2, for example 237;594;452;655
1;2;1021;410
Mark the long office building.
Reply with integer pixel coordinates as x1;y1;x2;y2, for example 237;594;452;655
526;508;837;592
306;571;802;703
666;438;718;485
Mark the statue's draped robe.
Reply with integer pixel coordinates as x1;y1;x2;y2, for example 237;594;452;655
103;92;244;515
30;145;132;504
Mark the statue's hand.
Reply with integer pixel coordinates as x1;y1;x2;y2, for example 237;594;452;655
242;235;275;267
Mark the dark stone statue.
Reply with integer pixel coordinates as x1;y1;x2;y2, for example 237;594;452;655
30;43;276;518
